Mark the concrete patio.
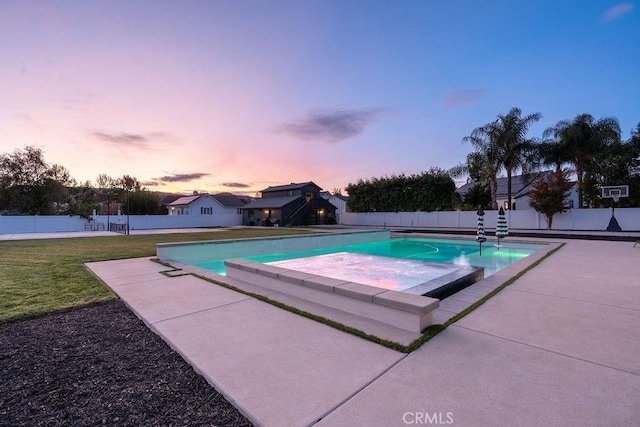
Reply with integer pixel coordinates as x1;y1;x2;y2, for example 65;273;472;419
85;238;640;426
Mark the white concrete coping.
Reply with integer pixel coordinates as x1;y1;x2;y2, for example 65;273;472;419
224;259;439;333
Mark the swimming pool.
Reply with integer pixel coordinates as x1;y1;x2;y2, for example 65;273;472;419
192;237;542;279
157;231;548;334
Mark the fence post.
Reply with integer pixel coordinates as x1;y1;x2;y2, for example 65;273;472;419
570;208;574;230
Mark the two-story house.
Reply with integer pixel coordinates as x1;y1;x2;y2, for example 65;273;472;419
241;182;337;226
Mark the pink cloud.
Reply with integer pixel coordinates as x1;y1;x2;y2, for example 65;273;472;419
602;3;634;22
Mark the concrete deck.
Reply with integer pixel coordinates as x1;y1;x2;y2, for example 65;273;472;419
84;238;640;426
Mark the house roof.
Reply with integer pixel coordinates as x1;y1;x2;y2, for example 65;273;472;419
168;195;202;206
242;195;303;209
167;192;250;208
160;194;183;205
456;171;554;199
261;181;320;193
212;192;249;207
320;191;348;202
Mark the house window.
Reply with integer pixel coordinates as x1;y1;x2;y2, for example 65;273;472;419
200;207;213;215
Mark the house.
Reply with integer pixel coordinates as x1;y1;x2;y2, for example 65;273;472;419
167;192;248;215
241;182;337;226
320;191;349;224
456;172;578;210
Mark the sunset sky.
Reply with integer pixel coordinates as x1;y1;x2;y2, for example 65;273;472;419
1;1;638;196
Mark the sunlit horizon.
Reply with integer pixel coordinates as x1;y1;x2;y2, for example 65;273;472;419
2;1;638;196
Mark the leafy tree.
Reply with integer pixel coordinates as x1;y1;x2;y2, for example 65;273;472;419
543;114;620;207
121;189;162;215
0;146;70;214
345;168;457;212
462;183;492;210
463;132;500;209
583;123;640;207
96;173;119;219
116;175;162;215
449;151;499;209
528;170;574;229
119;175;141;192
66;181;98;219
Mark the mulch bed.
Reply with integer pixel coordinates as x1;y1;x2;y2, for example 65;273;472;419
0;300;252;426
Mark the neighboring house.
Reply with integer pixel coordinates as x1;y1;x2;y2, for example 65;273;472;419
241;182;337;226
167;192;248;215
456;172;578;210
320;191;349;224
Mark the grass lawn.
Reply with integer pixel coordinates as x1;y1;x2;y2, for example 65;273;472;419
0;228;312;323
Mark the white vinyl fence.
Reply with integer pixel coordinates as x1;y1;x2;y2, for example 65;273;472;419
340;208;640;232
2;208;638;234
0;213;243;234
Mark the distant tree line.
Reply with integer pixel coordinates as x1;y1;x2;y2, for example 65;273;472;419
450;109;640;211
345;168;458;212
346;109;638;216
0;146;164;217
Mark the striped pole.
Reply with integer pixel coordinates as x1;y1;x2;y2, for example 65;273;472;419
496;207;509;248
476;205;486;255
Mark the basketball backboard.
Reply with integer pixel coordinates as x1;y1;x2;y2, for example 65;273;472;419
601;185;629;202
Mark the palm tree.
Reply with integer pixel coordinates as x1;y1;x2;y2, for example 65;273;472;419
465;107;542;210
491;107;542;210
543;114;621;207
537;137;570;173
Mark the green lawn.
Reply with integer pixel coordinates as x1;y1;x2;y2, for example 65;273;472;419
0;228;311;323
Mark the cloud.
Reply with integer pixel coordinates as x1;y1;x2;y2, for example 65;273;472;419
222;182;250;188
277;107;385;143
91;131;180;150
92;131;149;147
602;3;634;22
155;173;210;183
443;89;485;108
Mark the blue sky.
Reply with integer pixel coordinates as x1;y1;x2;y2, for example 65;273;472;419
1;0;638;194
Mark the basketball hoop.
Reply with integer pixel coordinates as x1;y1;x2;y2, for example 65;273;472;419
601;185;628;202
601;185;628;232
610;189;621;203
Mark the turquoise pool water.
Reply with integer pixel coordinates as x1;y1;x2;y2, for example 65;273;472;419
194;237;543;277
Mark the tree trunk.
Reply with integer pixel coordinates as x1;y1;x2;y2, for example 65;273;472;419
546;214;553;230
506;169;512;210
490;178;498;210
575;163;584;208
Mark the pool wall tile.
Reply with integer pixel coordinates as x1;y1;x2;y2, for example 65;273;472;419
373;292;439;315
277;270;318;286
334;282;386;302
302;276;349;293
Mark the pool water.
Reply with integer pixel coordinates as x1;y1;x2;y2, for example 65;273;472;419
194;237;542;277
268;252;464;291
